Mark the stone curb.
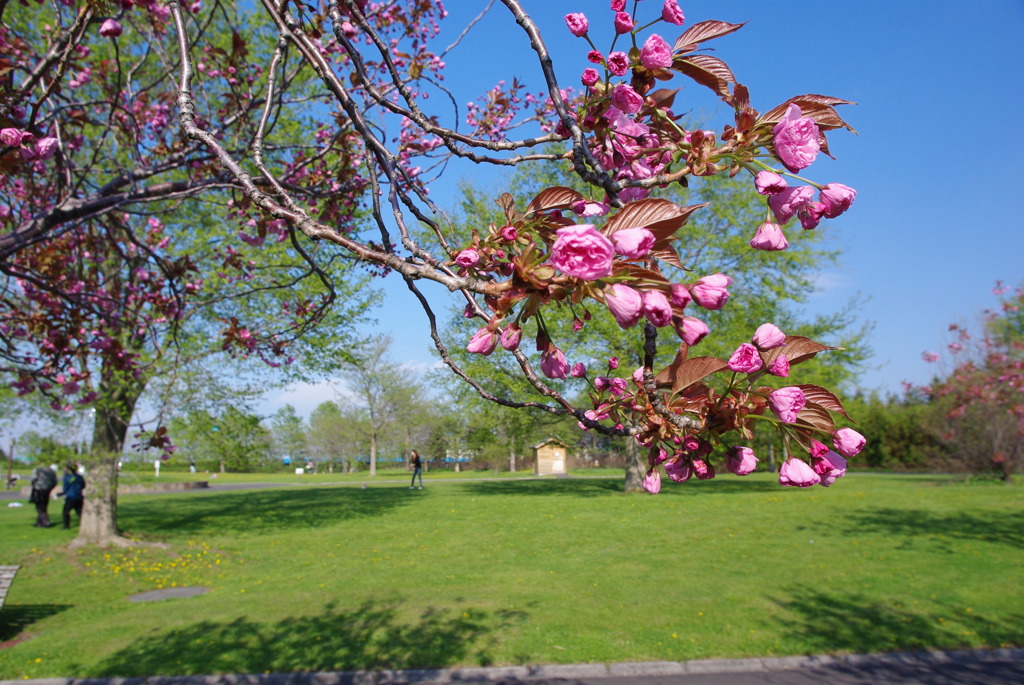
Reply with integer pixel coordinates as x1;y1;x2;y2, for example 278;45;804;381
2;647;1021;685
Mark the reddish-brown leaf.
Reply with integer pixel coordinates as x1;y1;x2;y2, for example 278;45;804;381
647;88;680;110
526;186;583;214
496;193;520;224
796;401;836;432
649;246;685;270
654;343;689;389
667;356;728;394
612;263;668;283
605;198;685;233
673;20;746;54
760;336;837;368
796;384;851;420
673;57;732;99
760;95;857;132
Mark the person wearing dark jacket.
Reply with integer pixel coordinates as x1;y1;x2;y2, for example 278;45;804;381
58;462;86;530
29;465;58;527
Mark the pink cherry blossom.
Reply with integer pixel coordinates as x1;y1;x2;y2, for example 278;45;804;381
661;0;685;25
675;316;709;346
779;457;821;487
614;11;634;34
550;224;615;280
642;468;662;494
606;51;629;76
832;427;866;457
608;356;619;370
749;221;788;251
455;248;480;268
581;68;600;87
611;0;626;11
690;273;732;310
34;137;58;161
540;346;570;379
499;225;518;241
726;446;758;476
799;201;826;230
768;354;790;377
0;128;23;146
754;170;787;195
692;458;715;480
768;185;815;224
640;34;673;69
612;227;655;259
611;84;644;114
812;450;848;486
605;283;643;328
99;18;123;37
728;343;762;373
466;327;497;356
769;386;806;423
570;362;587;378
564;13;589;37
588;50;604;64
922;351;940;363
642;290;673;327
773;103;820;171
664;457;692;482
818;183;857;218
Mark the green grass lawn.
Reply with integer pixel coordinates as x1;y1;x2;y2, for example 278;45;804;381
1;472;1021;678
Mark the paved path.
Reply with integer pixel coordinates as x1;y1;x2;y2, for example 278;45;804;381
1;649;1021;684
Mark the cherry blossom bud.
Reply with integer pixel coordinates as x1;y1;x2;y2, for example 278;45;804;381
832;428;866;457
642;468;661;494
727;343;762;373
499;225;518;241
605;283;643;328
606;51;629;76
466;327;497;356
674;316;709;346
769;386;806;423
768;186;815;224
581;68;600;87
799;202;826;230
726;447;758;476
500;324;521;351
564;12;589;37
690;273;732;310
751;324;784;351
754;170;787;195
612;227;655;259
669;284;691;310
34;137;58;161
540;346;570;379
661;0;685;25
779;457;821;487
611;0;626;10
642;290;673;327
692;458;715;480
570;362;587;378
608;357;619;370
99;18;123;37
818;183;857;218
750;222;788;251
613;11;634;34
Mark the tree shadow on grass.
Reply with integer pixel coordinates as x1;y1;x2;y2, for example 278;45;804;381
835;508;1024;550
0;604;71;645
85;600;527;677
120;487;412;538
461;477;778;498
770;589;1024;655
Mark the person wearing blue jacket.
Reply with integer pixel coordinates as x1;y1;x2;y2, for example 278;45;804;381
58;462;86;530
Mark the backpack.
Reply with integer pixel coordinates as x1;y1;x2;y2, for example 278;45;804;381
34;467;57;491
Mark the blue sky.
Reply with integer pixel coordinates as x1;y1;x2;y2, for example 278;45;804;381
262;1;1024;416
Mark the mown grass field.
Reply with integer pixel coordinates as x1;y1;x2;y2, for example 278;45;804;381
1;472;1021;679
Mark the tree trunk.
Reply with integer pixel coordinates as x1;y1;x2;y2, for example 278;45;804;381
624;438;645;492
509;445;516;473
369;433;377;476
72;372;142;548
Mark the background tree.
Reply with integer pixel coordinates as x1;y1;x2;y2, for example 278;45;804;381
269;404;309;466
170;406;272;473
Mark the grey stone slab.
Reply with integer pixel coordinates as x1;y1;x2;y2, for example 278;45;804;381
448;666;530;681
607;661;686;677
524;662;609;679
127;586;210;602
684;658;766;674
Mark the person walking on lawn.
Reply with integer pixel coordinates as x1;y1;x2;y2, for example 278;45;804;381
57;462;86;529
409;450;424;490
29;464;58;527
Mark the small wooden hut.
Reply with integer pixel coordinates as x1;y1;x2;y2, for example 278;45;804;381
532;437;569;476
